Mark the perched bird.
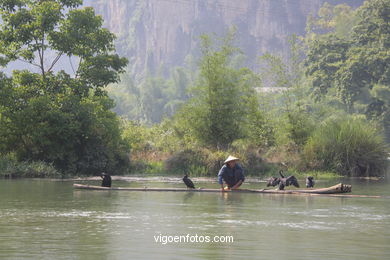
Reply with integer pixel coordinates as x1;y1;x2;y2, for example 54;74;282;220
279;170;285;178
266;170;285;188
278;170;300;190
306;176;315;188
266;176;280;187
100;172;112;187
183;174;195;189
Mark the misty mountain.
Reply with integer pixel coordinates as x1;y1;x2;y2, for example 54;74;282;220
85;0;364;79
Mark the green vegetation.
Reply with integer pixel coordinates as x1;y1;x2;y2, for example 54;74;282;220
0;0;388;178
116;0;388;178
0;155;60;178
0;0;129;176
304;116;388;177
305;0;390;140
107;64;194;123
175;32;271;149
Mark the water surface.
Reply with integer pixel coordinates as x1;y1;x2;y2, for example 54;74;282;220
0;178;389;259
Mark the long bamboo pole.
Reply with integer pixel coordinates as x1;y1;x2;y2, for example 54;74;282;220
73;183;387;198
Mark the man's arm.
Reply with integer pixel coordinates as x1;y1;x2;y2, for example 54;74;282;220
231;165;244;190
218;166;226;192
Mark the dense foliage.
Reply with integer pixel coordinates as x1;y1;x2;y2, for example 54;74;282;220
175;33;272;149
305;0;390;141
107;63;195;123
0;154;60;178
304;116;388;176
0;0;129;175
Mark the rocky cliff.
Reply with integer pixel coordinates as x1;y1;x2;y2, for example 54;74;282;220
85;0;364;78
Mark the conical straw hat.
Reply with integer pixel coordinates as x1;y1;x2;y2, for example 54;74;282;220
224;155;239;164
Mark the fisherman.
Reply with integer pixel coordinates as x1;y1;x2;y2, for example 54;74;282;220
218;155;245;192
100;172;112;187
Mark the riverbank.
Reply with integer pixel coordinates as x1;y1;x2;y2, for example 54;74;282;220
1;154;387;180
0;160;341;180
0;156;61;178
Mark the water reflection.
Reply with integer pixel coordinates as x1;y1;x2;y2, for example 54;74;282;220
220;192;243;204
182;192;195;202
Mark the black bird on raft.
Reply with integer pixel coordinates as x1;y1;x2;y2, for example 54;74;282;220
266;176;280;187
278;170;300;190
306;176;315;188
279;170;285;179
100;172;112;187
183;174;195;189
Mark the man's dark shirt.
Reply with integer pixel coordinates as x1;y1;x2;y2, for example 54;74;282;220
217;164;245;188
102;175;112;187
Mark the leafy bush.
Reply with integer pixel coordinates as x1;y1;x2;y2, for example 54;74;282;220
0;155;61;178
303;116;388;176
122;120;152;152
0;93;130;176
164;148;228;176
238;149;276;176
129;160;165;175
164;147;274;177
165;149;210;176
285;106;315;147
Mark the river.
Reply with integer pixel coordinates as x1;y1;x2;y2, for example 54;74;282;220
0;178;389;259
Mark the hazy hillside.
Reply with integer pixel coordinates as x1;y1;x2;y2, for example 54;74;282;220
85;0;364;78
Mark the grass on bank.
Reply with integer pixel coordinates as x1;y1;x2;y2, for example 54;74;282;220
303;116;389;177
0;155;61;178
0;153;360;181
127;155;341;180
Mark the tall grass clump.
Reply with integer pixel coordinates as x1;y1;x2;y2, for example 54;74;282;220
0;155;61;178
163;147;275;177
303;116;388;177
164;149;227;176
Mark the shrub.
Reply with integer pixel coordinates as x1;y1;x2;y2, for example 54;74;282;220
234;149;275;176
164;148;228;176
0;155;61;178
165;149;209;176
303;116;388;176
285;107;315;147
164;147;273;177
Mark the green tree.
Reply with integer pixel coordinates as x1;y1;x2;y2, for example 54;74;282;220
305;35;350;102
259;35;314;147
306;2;357;38
176;32;270;149
108;64;193;123
0;0;129;175
305;0;390;140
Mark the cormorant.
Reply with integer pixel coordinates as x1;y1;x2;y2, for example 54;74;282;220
278;171;300;190
306;176;315;188
183;174;195;189
266;176;280;187
101;173;112;187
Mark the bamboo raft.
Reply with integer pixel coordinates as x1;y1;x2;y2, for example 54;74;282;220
72;183;383;198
